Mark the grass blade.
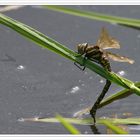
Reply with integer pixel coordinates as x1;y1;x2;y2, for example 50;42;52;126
56;114;81;134
99;82;140;108
45;6;140;28
22;117;92;125
99;119;128;134
101;118;140;125
23;116;129;134
23;116;140;125
0;13;140;101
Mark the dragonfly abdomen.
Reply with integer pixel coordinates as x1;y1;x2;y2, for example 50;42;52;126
100;56;111;72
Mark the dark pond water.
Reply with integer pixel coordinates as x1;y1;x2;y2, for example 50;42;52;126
0;5;140;134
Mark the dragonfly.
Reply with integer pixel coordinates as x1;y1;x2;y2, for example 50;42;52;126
75;28;134;123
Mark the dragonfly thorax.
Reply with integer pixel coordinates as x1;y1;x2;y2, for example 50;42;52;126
85;45;103;59
77;43;103;60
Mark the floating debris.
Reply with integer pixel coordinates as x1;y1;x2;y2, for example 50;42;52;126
73;106;91;118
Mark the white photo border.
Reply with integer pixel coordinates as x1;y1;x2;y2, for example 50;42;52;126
0;0;140;5
0;1;140;140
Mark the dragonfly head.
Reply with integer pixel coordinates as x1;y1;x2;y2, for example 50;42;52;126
77;43;88;55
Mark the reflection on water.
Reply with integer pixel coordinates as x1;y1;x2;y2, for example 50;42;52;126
66;86;80;95
70;86;80;94
78;79;85;87
18;118;25;122
129;125;140;131
117;70;126;76
99;79;105;84
18;116;41;122
16;65;25;70
90;124;101;134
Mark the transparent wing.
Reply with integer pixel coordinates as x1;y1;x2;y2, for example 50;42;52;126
105;51;134;64
96;27;120;50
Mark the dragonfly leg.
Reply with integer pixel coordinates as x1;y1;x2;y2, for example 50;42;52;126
74;53;87;71
90;80;111;124
74;62;85;71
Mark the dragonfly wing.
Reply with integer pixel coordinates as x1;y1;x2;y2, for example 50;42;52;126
96;27;120;50
105;51;134;64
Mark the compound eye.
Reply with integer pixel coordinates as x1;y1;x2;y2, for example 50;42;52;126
78;43;88;47
77;43;88;54
81;43;88;47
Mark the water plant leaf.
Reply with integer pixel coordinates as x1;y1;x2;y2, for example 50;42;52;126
22;116;140;125
45;6;140;28
22;116;130;134
99;82;140;108
55;114;81;134
22;117;92;125
99;119;128;134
